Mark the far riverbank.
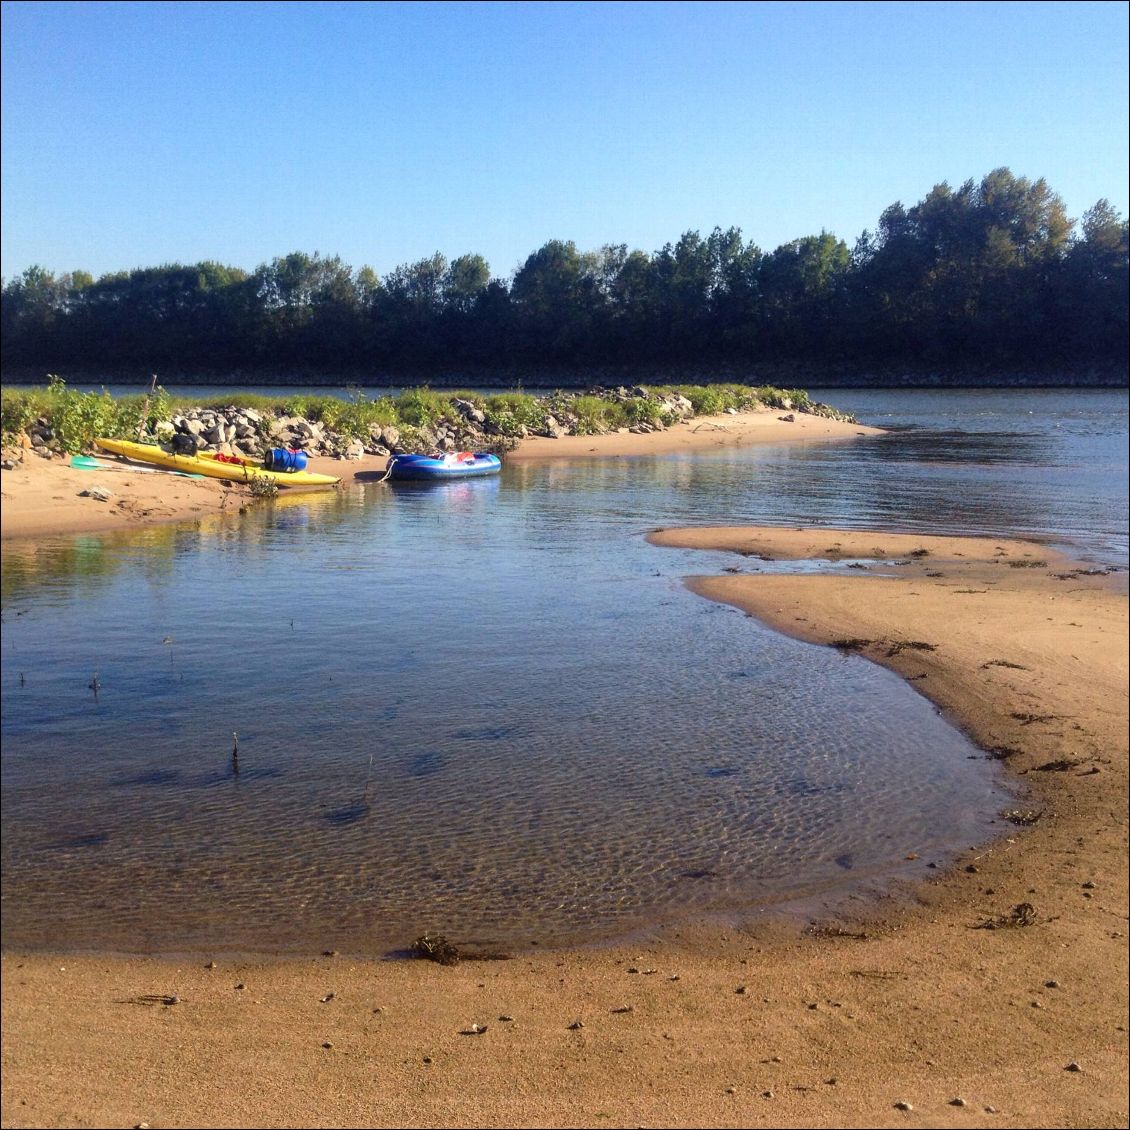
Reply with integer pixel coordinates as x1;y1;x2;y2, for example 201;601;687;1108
4;365;1128;391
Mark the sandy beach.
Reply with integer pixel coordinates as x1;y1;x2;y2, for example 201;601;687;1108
1;413;1127;1129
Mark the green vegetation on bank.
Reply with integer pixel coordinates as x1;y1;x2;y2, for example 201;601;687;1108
0;377;822;454
2;169;1126;381
0;375;174;454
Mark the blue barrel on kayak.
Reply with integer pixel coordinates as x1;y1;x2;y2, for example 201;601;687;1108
266;447;308;473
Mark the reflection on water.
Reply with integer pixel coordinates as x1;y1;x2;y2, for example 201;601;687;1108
1;388;1125;954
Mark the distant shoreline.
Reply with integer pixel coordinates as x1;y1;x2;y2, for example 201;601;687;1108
3;366;1128;390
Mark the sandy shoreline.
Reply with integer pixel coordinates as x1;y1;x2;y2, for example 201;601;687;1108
2;418;1128;1129
0;407;878;542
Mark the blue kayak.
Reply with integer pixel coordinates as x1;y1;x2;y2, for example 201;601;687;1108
387;452;502;480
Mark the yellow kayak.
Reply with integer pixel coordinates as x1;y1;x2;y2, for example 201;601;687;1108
94;438;341;487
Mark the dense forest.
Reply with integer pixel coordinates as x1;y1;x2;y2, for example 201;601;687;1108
2;169;1127;385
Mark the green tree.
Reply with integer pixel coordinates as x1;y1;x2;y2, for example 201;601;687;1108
758;232;850;355
511;240;605;359
442;254;491;314
250;252;356;365
1050;199;1129;363
380;252;449;363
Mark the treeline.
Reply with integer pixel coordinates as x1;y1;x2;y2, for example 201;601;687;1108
2;168;1127;381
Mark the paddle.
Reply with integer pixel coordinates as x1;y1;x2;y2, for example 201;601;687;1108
70;454;205;479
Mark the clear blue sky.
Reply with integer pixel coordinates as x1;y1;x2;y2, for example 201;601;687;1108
2;0;1127;282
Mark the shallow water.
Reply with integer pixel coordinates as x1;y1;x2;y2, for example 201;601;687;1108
1;387;1125;954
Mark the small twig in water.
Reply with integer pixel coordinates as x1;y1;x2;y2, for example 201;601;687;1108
362;752;374;804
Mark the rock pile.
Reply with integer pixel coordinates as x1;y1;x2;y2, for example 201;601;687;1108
11;386;855;463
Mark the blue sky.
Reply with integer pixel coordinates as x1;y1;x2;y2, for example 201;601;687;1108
2;0;1127;282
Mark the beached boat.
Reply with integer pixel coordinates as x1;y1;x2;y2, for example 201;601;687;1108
386;452;502;480
94;438;341;487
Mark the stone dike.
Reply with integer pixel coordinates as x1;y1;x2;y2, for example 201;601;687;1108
21;386;855;462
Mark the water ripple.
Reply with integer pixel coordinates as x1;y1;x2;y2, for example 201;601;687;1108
2;388;1124;953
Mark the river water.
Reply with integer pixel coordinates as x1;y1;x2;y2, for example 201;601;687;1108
1;387;1125;955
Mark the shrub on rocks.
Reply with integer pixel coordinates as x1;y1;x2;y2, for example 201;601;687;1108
0;379;855;457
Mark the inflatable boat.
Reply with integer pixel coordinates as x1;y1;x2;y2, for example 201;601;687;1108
386;452;502;480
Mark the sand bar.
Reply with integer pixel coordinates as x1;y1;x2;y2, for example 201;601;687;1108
2;420;1127;1129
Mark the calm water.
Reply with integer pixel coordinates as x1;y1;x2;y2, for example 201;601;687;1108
1;387;1125;955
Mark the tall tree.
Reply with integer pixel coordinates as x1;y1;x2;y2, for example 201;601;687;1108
511;240;605;359
758;232;850;355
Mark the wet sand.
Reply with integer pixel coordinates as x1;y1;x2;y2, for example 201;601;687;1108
2;427;1127;1129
